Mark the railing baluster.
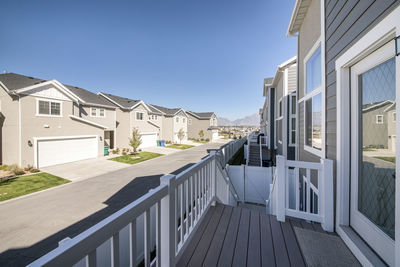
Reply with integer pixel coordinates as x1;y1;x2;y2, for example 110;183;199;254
144;209;150;267
306;168;311;213
185;179;189;236
129;219;137;267
87;250;96;267
180;183;184;243
295;167;300;211
190;175;194;228
156;201;161;267
111;233;119;267
317;169;321;215
194;172;198;221
175;186;178;252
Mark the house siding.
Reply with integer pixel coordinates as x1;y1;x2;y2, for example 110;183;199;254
187;113;217;140
324;0;400;164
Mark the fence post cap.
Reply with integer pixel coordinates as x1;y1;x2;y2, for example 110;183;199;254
160;174;176;185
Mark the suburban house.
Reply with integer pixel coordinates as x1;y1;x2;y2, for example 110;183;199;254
0;73;116;168
286;0;400;265
98;93;161;149
186;111;219;141
148;104;188;143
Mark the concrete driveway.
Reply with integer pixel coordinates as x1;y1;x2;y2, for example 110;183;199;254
41;156;130;182
0;141;227;266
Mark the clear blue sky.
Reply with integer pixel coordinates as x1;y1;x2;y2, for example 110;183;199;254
0;0;296;120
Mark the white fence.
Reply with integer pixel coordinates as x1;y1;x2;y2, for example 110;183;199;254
29;141;243;267
217;137;247;166
227;165;273;205
268;155;334;232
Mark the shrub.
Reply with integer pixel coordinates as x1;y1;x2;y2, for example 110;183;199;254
200;138;204;141
112;148;120;154
122;151;127;155
24;165;33;171
205;138;210;142
14;170;25;176
166;140;172;145
129;128;142;153
0;165;8;171
30;168;40;173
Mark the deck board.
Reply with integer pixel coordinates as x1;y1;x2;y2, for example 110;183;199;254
202;206;233;267
232;208;250;267
177;204;332;267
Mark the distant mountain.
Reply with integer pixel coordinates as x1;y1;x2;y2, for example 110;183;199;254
218;113;260;126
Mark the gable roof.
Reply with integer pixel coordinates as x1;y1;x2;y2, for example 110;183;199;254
64;85;116;109
98;92;141;109
0;73;115;108
287;0;312;36
147;104;164;115
150;104;183;116
187;111;216;119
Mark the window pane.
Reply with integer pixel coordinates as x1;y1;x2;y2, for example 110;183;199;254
306;46;321;94
51;102;60;115
291;95;296;114
176;117;179;123
39;101;50;115
305;99;312;146
279;101;282;116
136;112;143;120
91;108;97;116
291;118;296;144
99;109;105;117
312;94;322;150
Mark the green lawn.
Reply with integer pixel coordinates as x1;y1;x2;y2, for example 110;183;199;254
192;140;209;144
0;173;70;202
166;144;195;150
109;152;164;164
374;157;396;164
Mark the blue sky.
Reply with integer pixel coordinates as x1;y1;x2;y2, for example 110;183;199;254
0;0;296;120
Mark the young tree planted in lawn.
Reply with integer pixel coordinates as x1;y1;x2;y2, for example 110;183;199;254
198;130;204;139
129;128;142;153
178;128;185;144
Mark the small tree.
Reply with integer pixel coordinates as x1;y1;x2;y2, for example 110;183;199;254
129;128;142;153
198;130;204;139
178;128;185;144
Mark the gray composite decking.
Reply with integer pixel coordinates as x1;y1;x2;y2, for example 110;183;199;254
177;203;330;267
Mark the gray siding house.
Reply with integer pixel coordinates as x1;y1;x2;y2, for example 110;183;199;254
186;111;218;141
287;0;400;265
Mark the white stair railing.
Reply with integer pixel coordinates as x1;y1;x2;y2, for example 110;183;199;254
28;140;242;267
271;155;334;232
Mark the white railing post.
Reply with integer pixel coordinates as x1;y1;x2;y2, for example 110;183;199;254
320;159;334;232
210;150;217;206
276;155;286;222
160;174;177;267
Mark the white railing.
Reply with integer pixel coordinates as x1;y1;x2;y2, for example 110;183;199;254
29;146;240;267
270;155;334;232
217;137;246;166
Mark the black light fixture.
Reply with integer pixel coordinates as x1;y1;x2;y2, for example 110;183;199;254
28;140;32;147
396;35;400;56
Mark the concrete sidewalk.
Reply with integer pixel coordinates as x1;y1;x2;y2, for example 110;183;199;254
0;141;227;266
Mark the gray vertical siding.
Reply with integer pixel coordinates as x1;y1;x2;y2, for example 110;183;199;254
325;0;400;162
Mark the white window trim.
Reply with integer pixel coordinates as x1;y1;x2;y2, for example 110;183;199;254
90;107;106;117
376;114;384;124
135;111;145;121
302;36;324;158
289;92;297;147
335;5;400;266
35;98;63;117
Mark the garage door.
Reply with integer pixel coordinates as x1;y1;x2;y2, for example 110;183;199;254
212;131;219;141
37;136;98;168
139;133;157;148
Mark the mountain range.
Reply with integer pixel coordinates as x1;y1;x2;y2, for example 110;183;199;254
218;113;260;126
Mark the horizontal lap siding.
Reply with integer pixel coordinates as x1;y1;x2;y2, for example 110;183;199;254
324;0;400;165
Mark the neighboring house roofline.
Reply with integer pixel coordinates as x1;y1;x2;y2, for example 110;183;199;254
69;115;108;129
131;100;152;112
147;120;160;128
287;0;311;36
362;100;394;112
268;56;297;88
97;92;126;109
186;111;216;119
81;102;116;109
174;108;187;117
147;103;166;115
0;81;10;93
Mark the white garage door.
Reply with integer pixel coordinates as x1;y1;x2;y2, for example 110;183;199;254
212;131;219;141
37;136;98;168
139;133;157;148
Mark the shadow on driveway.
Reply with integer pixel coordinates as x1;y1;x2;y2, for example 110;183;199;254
0;163;195;266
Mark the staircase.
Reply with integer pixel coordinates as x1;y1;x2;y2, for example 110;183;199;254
248;144;261;166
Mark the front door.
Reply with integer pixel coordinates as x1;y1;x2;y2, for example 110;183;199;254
350;41;396;265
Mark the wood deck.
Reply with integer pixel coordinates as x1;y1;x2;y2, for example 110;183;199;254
177;203;328;267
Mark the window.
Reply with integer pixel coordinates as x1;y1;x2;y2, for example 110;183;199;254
305;94;322;150
306;46;321;94
279;100;283;117
188;118;192;125
289;93;297;146
303;41;323;156
90;108;105;117
136;112;144;120
37;99;61;116
183;118;186;123
376;115;384;124
176;117;179;123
